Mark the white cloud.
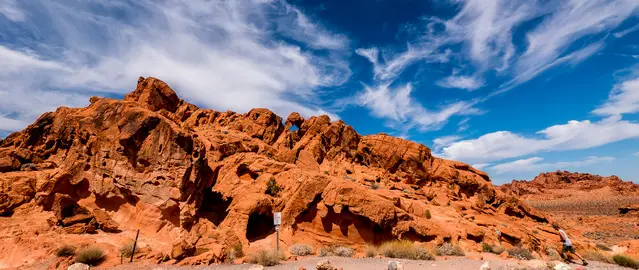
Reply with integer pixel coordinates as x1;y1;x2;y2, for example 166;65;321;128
593;75;639;116
516;0;636;80
439;118;639;164
614;23;639;38
433;135;462;152
457;117;470;132
634;152;639;157
490;156;615;174
0;0;25;21
471;163;491;170
436;75;483;90
354;83;480;131
0;0;351;134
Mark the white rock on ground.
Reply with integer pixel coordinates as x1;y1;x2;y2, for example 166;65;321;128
525;259;549;269
388;260;403;270
248;265;264;270
553;262;572;270
67;263;90;270
479;261;491;270
316;260;337;270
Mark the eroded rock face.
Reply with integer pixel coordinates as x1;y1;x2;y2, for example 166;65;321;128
501;171;639;197
1;77;556;267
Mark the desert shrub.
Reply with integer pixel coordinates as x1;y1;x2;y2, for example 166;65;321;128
265;177;282;196
323;171;329;175
378;240;434;260
613;254;639;269
232;242;244;258
435;242;465;256
596;243;612;251
289;243;314;256
481;242;492;253
247;249;284;266
56;245;76;257
583;250;612;263
425;209;431;219
371;182;379;190
365;245;377;258
333;247;354;257
508;246;533;260
319;245;354;257
545;247;561;261
119;241;139;258
75;246;106;266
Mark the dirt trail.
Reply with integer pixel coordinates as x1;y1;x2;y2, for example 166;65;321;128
104;256;629;270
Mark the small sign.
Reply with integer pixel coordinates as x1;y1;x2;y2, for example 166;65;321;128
273;212;281;225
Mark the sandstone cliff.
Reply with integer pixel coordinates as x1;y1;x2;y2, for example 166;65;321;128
1;77;562;267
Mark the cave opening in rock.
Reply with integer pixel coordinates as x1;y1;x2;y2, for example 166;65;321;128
199;189;232;226
246;211;275;242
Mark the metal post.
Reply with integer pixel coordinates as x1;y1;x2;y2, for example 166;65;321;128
276;225;280;250
130;229;140;262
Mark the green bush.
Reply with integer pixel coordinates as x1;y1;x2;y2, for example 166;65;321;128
508;246;533;260
613;254;639;269
56;245;75;257
247;249;284;266
378;240;434;260
425;209;431;219
435;242;465;256
75;246;106;266
289;243;314;256
233;242;244;258
481;242;492;253
265;177;282;196
119;241;139;258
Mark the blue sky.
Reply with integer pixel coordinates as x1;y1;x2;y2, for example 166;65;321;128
1;0;638;184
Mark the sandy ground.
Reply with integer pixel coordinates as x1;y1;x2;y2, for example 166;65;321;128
102;256;630;270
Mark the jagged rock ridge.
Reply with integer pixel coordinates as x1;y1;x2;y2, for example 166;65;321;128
0;77;557;267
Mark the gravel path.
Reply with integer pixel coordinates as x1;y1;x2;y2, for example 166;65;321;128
105;256;629;270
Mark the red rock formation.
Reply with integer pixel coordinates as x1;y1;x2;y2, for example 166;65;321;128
501;170;639;199
0;77;560;267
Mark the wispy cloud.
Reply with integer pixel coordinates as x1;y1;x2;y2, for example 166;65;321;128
593;73;639;116
614;23;639;38
436;75;483;91
489;156;615;174
0;0;351;133
0;0;25;21
354;83;480;131
433;135;462;152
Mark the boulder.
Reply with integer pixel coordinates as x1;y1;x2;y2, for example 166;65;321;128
67;263;90;270
388;260;403;270
316;260;337;270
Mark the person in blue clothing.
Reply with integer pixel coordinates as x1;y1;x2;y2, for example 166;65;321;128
553;223;588;266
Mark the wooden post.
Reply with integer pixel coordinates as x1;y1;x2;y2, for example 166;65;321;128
130;229;140;262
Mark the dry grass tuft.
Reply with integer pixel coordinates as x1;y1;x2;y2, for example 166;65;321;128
247;249;284;266
365;245;377;258
435;242;465;256
319;245;354;257
75;246;106;266
289;243;314;256
508;246;533;260
56;245;75;257
612;254;639;269
378;240;435;260
119;241;139;258
583;250;612;263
